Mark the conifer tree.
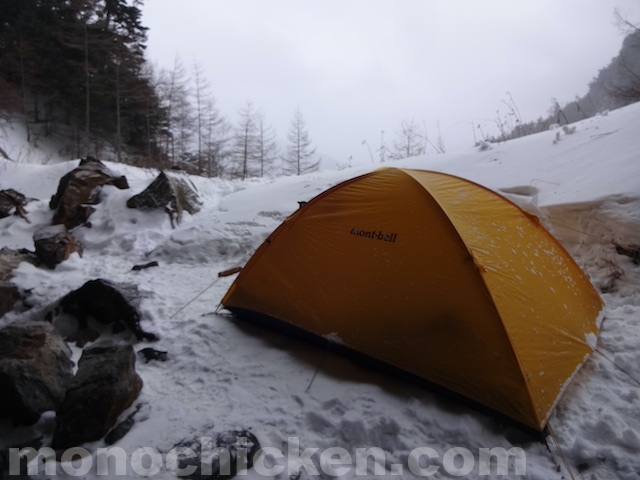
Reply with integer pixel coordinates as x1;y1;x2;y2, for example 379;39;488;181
391;119;426;159
231;100;259;180
255;110;279;177
0;0;161;161
285;107;318;175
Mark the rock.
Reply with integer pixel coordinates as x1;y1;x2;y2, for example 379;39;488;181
131;261;159;271
52;341;143;449
137;347;168;363
104;404;143;445
0;188;31;223
0;247;37;282
51;279;157;343
172;430;260;479
615;243;640;265
0;321;74;426
0;248;35;318
127;171;201;227
0;437;40;479
0;447;31;480
49;156;129;228
33;225;83;269
0;282;20;318
64;328;100;348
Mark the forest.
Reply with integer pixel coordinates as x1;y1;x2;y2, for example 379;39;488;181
0;0;320;177
2;1;640;176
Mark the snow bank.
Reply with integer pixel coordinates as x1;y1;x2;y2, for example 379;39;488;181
1;102;639;479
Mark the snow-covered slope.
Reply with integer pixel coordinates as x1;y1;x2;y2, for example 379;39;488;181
1;103;639;479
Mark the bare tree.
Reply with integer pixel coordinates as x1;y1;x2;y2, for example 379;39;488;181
608;10;640;103
203;99;230;178
231;100;259;180
255;110;279;177
606;48;640;103
157;56;191;166
18;39;31;143
549;98;569;125
192;60;211;174
434;120;446;154
173;93;195;169
285;107;318;175
614;8;640;34
377;130;389;163
391;118;425;160
607;61;640;101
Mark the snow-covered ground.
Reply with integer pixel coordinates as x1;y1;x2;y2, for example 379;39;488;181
1;103;639;479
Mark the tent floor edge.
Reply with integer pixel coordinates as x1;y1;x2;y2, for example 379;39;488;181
221;305;548;438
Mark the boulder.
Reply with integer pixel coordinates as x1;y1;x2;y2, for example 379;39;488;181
0;282;20;318
126;171;201;227
615;243;640;265
51;279;157;343
0;443;33;480
0;188;30;223
50;156;129;228
0;321;74;426
172;430;260;479
64;328;100;348
137;347;168;363
0;248;36;318
0;247;37;282
104;403;143;446
33;225;83;269
52;341;143;449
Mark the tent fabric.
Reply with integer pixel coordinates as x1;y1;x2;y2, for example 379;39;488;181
221;168;603;430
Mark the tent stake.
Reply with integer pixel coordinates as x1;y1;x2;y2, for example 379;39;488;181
305;347;331;393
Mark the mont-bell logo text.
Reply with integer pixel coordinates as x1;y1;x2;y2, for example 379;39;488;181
350;228;398;243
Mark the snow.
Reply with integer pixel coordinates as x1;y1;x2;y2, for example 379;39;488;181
1;102;640;479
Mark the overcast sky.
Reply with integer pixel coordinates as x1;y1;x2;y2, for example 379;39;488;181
142;0;640;167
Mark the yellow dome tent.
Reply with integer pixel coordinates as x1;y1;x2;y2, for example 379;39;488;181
221;168;603;430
